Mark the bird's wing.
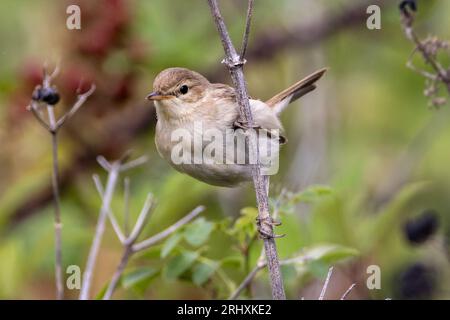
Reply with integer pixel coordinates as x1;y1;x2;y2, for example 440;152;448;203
210;83;237;102
265;68;327;115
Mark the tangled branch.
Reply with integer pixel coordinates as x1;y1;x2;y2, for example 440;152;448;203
79;153;147;300
400;2;450;107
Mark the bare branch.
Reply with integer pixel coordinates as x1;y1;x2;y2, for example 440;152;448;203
79;161;120;300
96;155;112;172
81;152;153;298
341;283;356;300
28;102;51;131
132;206;204;252
318;266;334;300
207;0;285;300
27;63;67;300
103;247;133;300
123;177;131;237
103;205;205;300
55;84;96;130
239;0;254;61
43;63;60;87
92;174;126;244
119;155;149;172
92;174;104;195
229;255;265;300
125;193;154;244
400;9;450;94
229;251;310;300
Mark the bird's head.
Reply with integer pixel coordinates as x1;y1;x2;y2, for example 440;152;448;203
147;68;210;120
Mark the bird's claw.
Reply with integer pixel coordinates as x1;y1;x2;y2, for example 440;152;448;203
256;216;285;239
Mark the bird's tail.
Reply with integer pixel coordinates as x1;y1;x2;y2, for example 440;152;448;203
265;68;327;115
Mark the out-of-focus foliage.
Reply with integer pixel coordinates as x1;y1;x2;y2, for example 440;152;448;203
0;0;449;299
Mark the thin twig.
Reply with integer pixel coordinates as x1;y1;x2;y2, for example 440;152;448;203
123;177;131;237
28;102;51;131
50;131;63;300
96;155;112;172
340;283;356;300
207;0;285;300
79;160;120;300
400;10;450;93
228;253;309;300
119;156;149;172
132;206;205;252
125;193;154;245
240;0;254;61
103;247;133;300
103;205;205;299
55;84;96;130
229;256;265;300
318;266;334;300
79;154;146;300
102;195;155;300
92;174;126;244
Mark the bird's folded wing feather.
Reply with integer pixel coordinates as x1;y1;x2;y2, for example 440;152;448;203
265;68;327;114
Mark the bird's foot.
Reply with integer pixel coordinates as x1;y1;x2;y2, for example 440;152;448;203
256;216;285;239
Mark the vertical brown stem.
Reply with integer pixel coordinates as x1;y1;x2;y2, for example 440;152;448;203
207;0;286;300
51;126;64;300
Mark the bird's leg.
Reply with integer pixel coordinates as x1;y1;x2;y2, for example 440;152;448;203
256;216;285;239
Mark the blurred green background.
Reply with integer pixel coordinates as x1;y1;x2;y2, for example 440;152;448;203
0;0;449;300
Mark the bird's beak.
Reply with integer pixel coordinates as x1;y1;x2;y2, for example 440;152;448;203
146;91;173;101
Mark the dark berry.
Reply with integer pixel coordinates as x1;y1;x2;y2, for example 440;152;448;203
404;210;439;245
41;87;60;105
397;263;435;299
399;0;417;13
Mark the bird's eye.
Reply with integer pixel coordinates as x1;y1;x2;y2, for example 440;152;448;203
179;85;189;95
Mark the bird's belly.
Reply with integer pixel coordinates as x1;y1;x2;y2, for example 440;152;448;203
176;163;252;187
155;123;279;187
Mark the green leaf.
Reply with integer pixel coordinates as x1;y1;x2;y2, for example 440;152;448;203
165;251;199;279
161;233;183;258
302;244;359;264
122;267;159;289
290;185;333;204
220;256;242;269
94;282;109;300
184;218;214;247
308;260;332;278
192;261;219;286
230;207;258;243
136;245;162;260
285;245;358;275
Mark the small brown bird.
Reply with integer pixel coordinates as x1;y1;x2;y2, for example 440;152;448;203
147;67;326;187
